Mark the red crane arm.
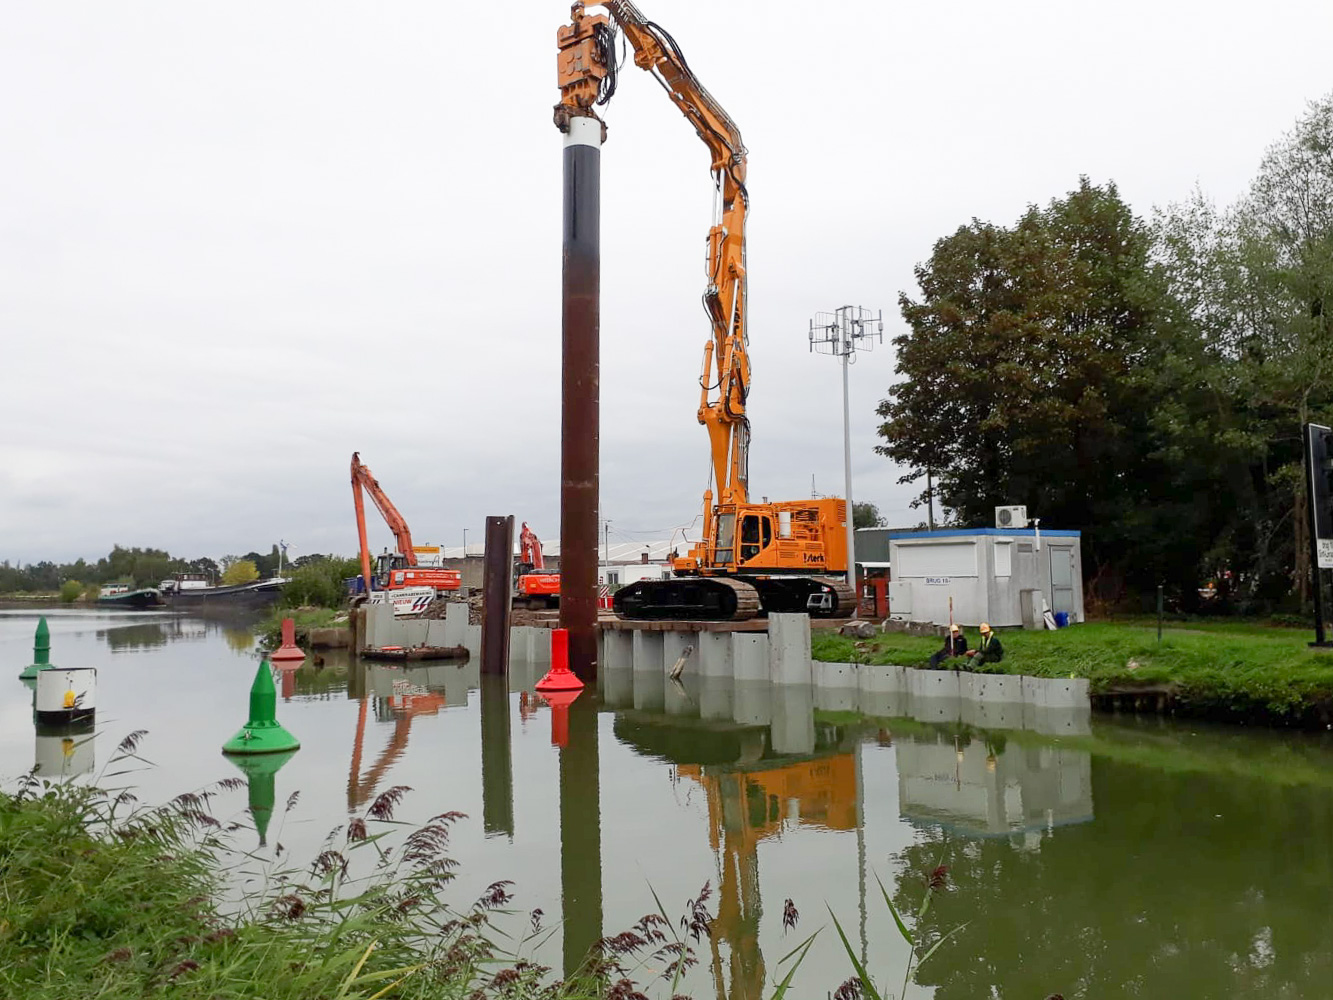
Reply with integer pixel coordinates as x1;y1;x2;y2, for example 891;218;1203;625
350;452;418;582
519;522;545;571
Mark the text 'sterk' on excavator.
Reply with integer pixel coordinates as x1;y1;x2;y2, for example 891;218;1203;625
555;1;855;622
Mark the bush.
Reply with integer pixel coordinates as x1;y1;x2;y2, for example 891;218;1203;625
58;580;82;603
280;556;362;609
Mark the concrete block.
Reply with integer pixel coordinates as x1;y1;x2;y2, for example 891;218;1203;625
732;634;768;683
698;673;733;721
1027;704;1093;736
973;673;1023;704
602;630;634;672
812;660;858;711
858;686;912;720
462;623;482;656
908;668;960;701
817;685;860;712
402;619;430;647
632;631;665;712
425;620;449;648
1021;675;1090;710
601;666;635;708
661;632;697;716
911;695;963;725
769;682;815;755
444;602;468;648
366;602;394;648
858;664;906;695
813;660;855;689
696;632;732;679
962;698;1025;730
531;626;552;665
768;614;813;686
732;679;770;726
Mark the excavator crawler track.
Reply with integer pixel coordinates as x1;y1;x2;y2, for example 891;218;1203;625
750;575;857;618
613;577;761;621
613;574;857;621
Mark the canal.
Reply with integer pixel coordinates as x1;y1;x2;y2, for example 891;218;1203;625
3;608;1332;998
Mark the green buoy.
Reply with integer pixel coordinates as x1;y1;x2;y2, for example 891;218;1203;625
224;749;297;846
221;660;301;755
18;617;54;680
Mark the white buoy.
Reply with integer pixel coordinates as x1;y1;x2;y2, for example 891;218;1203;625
35;667;96;725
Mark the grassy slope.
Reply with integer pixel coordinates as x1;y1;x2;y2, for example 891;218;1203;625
0;779;646;1000
812;619;1333;723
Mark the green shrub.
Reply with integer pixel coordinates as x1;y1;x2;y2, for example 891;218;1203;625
281;556;362;609
58;580;82;603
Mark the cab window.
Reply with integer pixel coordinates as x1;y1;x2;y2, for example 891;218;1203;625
740;514;761;561
715;513;736;564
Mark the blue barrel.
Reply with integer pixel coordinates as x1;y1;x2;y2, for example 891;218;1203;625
1054;611;1069;628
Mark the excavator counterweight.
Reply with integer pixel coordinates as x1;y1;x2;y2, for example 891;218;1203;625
555;4;855;621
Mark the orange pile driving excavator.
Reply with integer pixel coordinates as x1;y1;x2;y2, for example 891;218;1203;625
514;521;560;610
555;1;854;621
350;452;460;602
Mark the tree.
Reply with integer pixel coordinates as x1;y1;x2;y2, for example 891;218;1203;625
877;178;1168;591
853;502;886;529
221;560;259;586
1152;94;1333;608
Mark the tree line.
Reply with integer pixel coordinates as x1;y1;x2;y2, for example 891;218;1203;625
0;545;339;594
877;94;1333;612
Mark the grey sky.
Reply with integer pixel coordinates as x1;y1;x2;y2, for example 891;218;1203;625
3;0;1331;564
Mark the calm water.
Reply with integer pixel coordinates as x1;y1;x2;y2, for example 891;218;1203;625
3;608;1333;999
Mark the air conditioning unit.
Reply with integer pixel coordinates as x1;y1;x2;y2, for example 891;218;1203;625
995;505;1028;529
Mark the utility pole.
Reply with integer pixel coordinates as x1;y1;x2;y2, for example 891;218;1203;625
809;307;882;616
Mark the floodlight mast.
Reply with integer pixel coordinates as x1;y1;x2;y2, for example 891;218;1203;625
809;306;883;615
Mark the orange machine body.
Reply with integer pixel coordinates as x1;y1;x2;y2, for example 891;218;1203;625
515;521;560;606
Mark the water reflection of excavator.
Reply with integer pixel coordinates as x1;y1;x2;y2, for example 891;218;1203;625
555;2;854;622
678;754;858;1000
346;675;445;811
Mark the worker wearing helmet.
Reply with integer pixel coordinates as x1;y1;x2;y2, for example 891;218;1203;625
965;623;1004;667
928;623;968;670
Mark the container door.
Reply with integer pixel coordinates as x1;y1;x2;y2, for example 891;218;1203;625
1050;547;1075;616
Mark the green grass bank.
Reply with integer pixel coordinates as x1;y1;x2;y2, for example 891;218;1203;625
812;619;1333;728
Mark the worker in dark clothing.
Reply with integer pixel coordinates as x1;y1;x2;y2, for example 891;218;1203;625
929;623;968;669
965;622;1004;667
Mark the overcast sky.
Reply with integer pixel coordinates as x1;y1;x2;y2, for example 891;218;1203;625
3;0;1331;565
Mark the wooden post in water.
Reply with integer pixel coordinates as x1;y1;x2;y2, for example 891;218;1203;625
481;516;514;676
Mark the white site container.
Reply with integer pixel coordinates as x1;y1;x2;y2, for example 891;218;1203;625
887;529;1084;628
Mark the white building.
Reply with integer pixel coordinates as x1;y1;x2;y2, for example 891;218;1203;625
888;528;1084;628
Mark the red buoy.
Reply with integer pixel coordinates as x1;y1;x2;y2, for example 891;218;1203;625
535;628;584;692
270;617;306;663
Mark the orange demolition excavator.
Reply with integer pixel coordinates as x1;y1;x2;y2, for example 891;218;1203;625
350;452;461;600
556;2;854;621
514;521;560;610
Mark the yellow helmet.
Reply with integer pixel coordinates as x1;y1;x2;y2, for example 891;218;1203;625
979;622;991;633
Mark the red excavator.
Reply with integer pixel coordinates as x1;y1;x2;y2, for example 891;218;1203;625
514;521;560;610
350;452;461;602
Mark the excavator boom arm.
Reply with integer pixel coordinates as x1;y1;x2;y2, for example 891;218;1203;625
350;453;418;590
